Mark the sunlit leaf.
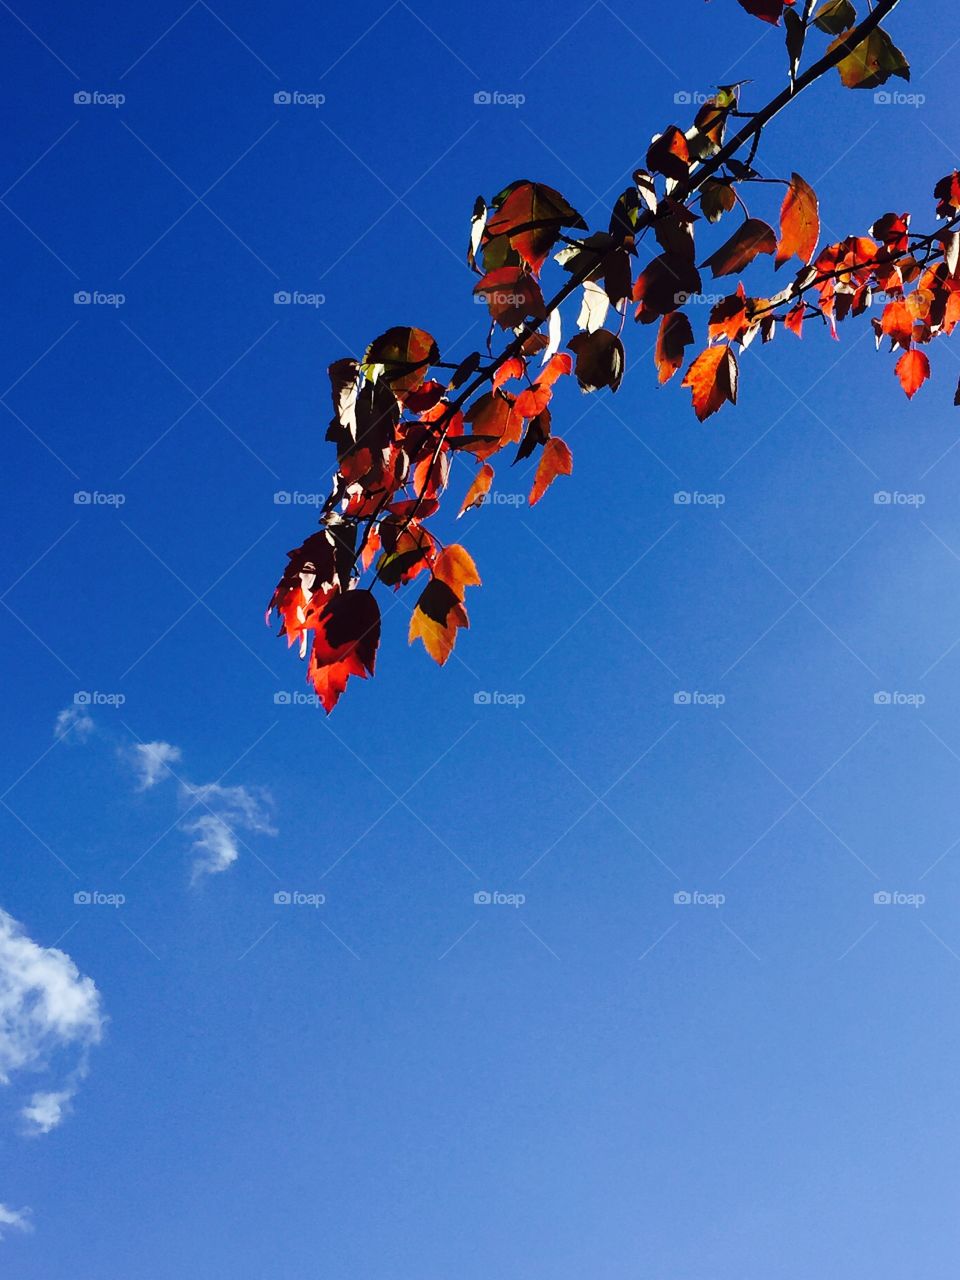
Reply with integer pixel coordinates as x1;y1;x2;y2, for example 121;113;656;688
529;437;573;506
895;348;930;398
681;345;739;420
307;589;381;713
828;26;910;90
776;173;820;268
459;464;495;518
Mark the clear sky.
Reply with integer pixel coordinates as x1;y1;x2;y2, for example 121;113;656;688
3;0;960;1275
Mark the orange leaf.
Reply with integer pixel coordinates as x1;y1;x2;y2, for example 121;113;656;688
880;299;913;350
458;464;494;518
895;349;930;399
434;544;482;594
492;356;525;389
654;312;694;384
529;436;573;506
776;173;819;268
681;346;739;421
463;390;523;459
514;383;553;419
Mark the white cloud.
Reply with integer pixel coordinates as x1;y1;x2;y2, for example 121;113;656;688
53;706;94;742
0;1203;31;1240
131;741;182;790
179;783;275;882
0;909;104;1133
21;1088;74;1135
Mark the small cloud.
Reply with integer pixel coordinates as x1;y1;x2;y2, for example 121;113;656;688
130;741;182;790
179;783;275;882
0;908;104;1131
21;1088;74;1135
53;706;94;742
0;1203;31;1240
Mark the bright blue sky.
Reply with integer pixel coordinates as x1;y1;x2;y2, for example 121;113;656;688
3;0;960;1275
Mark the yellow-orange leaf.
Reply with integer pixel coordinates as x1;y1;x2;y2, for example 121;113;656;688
458;465;494;518
681;345;739;421
776;173;820;268
434;544;482;594
529;436;573;506
408;580;469;666
895;348;930;399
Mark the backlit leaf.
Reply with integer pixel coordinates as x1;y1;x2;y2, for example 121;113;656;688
895;348;930;398
307;589;381;713
828;26;910;90
458;464;494;518
776;174;819;268
681;345;739;421
529;437;573;506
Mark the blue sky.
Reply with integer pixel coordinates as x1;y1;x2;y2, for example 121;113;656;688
3;0;960;1274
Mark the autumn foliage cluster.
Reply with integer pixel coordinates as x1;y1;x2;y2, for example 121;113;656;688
268;0;959;712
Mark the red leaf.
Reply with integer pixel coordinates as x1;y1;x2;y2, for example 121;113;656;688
895;349;930;399
307;589;381;713
473;268;547;329
736;0;784;22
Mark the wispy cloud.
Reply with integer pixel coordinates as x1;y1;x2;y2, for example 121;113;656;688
53;705;94;742
0;909;104;1135
0;1203;31;1240
52;713;276;881
180;783;276;882
130;740;182;790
